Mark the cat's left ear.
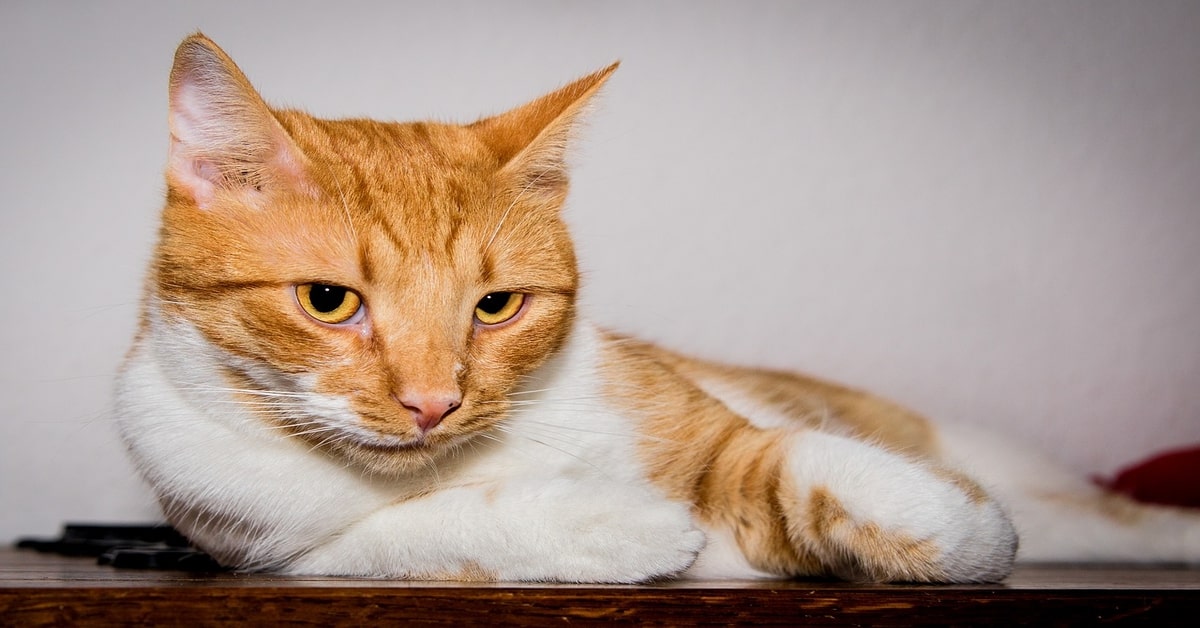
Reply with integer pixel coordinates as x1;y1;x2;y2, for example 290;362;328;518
471;62;619;206
166;34;312;209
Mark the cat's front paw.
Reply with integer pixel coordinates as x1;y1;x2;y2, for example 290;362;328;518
523;482;706;583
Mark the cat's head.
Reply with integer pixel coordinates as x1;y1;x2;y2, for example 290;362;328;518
150;33;614;475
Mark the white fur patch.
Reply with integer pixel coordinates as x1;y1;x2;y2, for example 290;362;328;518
682;371;806;430
117;310;705;580
936;422;1200;563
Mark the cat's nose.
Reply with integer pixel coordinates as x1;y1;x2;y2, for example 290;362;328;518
396;392;461;434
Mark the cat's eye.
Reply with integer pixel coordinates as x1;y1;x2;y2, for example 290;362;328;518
474;292;526;326
296;283;363;325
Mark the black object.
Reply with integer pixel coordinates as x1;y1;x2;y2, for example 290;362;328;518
16;523;225;572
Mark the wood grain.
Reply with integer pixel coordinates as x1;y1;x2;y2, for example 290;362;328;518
2;549;1198;626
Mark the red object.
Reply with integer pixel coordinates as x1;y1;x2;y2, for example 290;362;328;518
1098;445;1200;509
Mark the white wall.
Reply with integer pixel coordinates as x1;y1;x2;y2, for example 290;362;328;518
2;0;1197;542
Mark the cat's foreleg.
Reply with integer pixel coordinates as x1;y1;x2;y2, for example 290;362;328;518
779;430;1018;582
283;477;706;583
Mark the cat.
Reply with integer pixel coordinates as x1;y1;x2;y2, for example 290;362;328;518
115;33;1199;584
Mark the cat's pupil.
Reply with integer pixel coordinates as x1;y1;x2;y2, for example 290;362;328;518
309;284;347;313
477;292;513;315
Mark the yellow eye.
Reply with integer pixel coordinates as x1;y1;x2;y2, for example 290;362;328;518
296;283;363;325
474;292;525;326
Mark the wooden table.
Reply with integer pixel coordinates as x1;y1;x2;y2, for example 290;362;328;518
2;548;1198;625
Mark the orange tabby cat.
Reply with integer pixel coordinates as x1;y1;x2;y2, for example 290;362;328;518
116;34;1199;583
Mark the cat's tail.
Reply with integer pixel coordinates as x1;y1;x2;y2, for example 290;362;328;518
935;423;1200;564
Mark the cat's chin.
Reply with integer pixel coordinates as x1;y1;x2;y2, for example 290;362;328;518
328;433;472;477
334;443;445;476
354;439;429;454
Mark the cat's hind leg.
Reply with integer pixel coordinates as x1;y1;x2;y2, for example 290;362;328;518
775;430;1018;582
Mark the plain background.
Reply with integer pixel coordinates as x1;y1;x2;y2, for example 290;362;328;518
1;1;1198;542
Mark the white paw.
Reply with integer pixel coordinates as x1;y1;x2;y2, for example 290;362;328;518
520;483;706;583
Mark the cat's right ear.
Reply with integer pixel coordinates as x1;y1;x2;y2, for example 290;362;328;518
166;34;310;209
472;62;619;209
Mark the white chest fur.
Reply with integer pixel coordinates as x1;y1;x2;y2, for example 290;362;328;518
114;305;691;577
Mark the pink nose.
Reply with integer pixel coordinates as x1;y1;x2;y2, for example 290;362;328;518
397;393;461;433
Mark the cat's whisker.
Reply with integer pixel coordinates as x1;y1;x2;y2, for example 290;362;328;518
483;165;553;254
474;396;611;411
179;386;312;399
514;419;655;441
195;400;312;409
419;450;443;487
257;420;329;432
505;387;567;397
182;390;308;400
498;401;609;412
286;426;343;441
489;424;613;479
306;431;351;455
475;398;609;408
473;429;570;469
507;430;590;456
328;171;358;246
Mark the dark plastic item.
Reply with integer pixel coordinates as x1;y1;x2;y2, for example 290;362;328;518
16;523;226;572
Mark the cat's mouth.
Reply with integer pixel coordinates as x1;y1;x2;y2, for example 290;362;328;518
352;436;430;453
281;412;438;456
333;424;496;476
286;405;498;470
343;421;478;456
327;424;433;453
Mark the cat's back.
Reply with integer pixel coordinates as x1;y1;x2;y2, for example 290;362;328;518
600;335;938;456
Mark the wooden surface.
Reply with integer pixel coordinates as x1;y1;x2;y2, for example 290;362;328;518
2;548;1198;626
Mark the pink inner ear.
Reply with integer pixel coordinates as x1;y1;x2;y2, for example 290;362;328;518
165;66;316;206
167;79;224;208
168;140;218;208
169;79;218;149
193;158;221;183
